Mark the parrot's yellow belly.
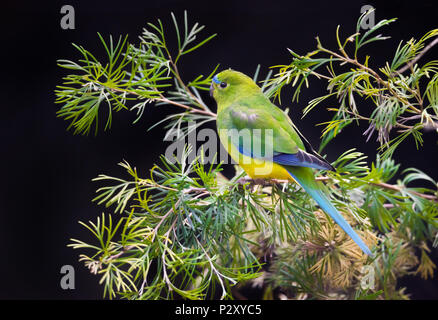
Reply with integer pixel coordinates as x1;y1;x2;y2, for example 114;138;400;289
239;159;293;180
219;130;294;181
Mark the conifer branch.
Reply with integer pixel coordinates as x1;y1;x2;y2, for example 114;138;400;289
58;11;438;300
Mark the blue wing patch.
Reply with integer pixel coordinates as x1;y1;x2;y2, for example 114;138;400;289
236;142;333;171
273;150;333;171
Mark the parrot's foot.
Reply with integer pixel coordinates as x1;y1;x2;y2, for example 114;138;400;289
236;177;285;191
237;177;265;187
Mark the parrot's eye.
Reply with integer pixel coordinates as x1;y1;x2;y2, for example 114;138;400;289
220;81;228;88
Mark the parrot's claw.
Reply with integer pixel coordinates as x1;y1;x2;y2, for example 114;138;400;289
236;177;279;191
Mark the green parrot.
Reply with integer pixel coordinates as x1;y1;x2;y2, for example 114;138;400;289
210;69;372;256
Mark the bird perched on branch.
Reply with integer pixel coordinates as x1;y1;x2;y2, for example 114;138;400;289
210;69;372;256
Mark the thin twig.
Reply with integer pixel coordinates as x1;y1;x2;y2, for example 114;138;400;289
236;176;437;201
106;245;135;262
156;95;216;117
325;47;422;114
370;181;438;201
108;84;216;117
396;37;438;74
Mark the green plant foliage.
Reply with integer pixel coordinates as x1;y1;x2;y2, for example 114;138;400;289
268;10;438;160
57;11;438;300
55;11;216;136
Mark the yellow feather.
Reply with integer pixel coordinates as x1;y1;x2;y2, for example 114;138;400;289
219;130;297;182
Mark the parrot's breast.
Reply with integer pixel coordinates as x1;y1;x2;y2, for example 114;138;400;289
218;129;295;181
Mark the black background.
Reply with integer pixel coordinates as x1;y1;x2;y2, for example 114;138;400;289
1;0;437;300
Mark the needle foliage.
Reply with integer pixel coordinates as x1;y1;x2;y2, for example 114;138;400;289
57;11;438;300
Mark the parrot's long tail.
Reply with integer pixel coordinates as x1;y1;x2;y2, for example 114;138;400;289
286;166;373;256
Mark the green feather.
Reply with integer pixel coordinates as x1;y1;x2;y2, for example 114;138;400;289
212;69;372;256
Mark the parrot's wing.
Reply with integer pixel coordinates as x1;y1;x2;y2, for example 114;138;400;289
288;121;335;171
227;103;334;171
271;150;334;171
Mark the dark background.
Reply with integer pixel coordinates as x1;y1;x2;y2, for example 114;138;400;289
0;0;437;299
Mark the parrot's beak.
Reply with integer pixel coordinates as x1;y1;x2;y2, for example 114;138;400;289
209;82;214;98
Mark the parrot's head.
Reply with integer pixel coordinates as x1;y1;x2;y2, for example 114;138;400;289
210;69;261;109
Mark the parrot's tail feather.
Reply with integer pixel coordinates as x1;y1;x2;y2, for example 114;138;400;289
287;168;373;256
